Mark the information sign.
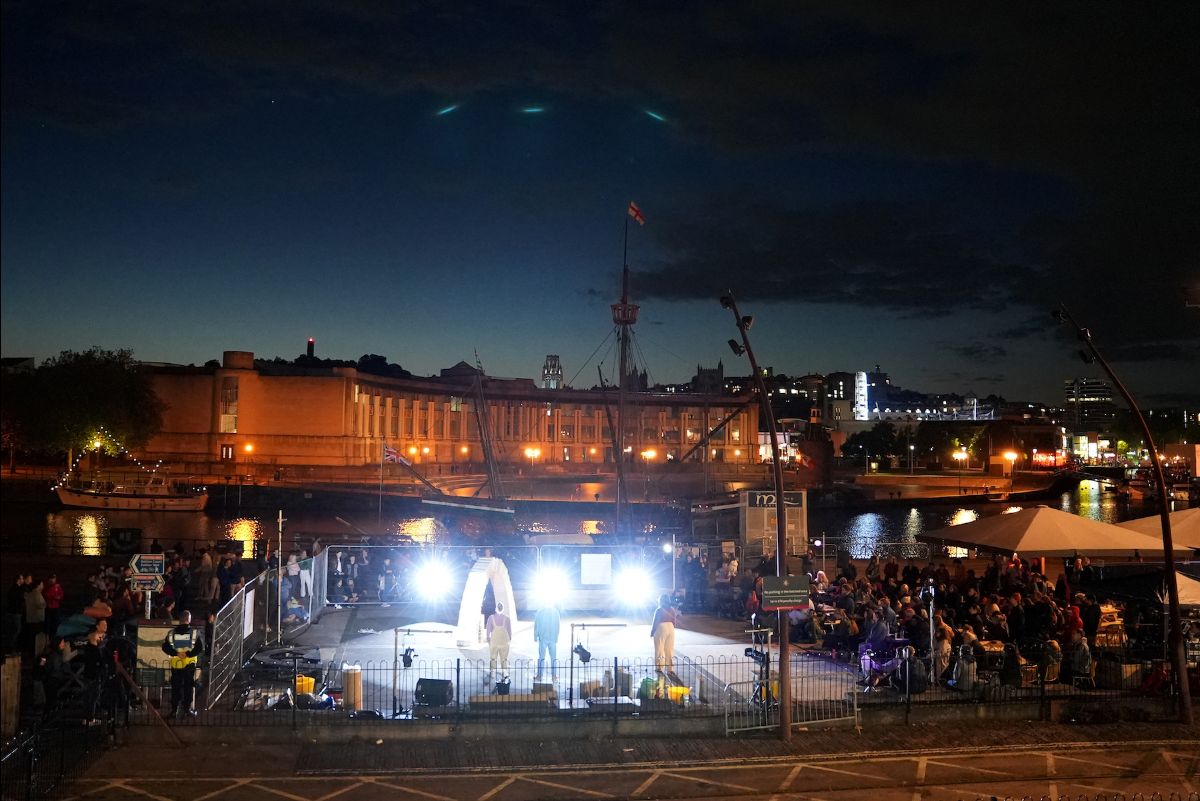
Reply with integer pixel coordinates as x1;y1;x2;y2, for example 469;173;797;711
130;575;165;593
760;575;811;611
129;553;166;575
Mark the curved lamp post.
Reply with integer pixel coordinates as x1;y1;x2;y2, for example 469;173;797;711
720;292;792;742
1053;304;1192;724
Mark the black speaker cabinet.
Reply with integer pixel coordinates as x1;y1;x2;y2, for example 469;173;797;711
414;678;453;706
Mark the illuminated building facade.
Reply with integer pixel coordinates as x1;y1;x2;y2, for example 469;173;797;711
141;351;758;471
1064;377;1118;432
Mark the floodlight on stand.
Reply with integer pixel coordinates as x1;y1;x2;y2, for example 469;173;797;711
741;315;754;330
573;643;592;663
413;559;452;601
720;295;734;309
744;647;769;666
613;566;653;606
727;339;745;356
402;647;416;668
533;566;569;605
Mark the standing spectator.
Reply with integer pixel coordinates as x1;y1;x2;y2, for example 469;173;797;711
217;557;237;605
43;575;64;638
23;578;46;655
651;593;680;671
486;601;512;681
533;602;561;681
35;637;70;715
1080;594;1102;647
4;574;27;653
78;626;107;725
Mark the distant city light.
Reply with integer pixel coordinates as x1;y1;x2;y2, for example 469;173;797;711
644;109;666;122
435;104;459;116
521;106;545;114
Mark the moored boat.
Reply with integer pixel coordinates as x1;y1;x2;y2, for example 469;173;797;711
55;475;207;511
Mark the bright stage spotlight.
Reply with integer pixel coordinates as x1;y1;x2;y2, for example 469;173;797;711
613;566;653;607
413;559;452;601
533;567;569;605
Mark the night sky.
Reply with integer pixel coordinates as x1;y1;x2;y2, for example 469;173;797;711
3;3;1197;405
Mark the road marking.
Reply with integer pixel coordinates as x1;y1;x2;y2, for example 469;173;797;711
477;776;517;801
657;770;756;792
315;782;364;801
1052;750;1138;773
192;779;252;801
1160;749;1197;795
631;772;660;796
104;781;177;801
516;775;614;797
923;758;1006;776
249;782;311;801
371;778;458;801
776;764;804;793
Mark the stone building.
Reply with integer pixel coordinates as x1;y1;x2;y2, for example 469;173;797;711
140;351;758;473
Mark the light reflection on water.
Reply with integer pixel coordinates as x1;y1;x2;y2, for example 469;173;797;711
6;479;1169;557
73;514;104;556
225;518;261;558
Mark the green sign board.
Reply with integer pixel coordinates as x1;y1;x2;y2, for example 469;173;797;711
760;575;811;611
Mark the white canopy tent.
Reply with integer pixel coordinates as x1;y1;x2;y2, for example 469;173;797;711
1117;507;1200;550
927;505;1195;559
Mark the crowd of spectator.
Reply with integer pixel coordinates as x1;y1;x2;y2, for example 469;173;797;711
2;537;259;725
733;551;1167;691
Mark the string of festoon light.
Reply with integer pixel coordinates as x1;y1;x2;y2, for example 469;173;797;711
52;425;165;489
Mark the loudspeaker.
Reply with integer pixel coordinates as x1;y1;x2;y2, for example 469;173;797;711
414;678;453;706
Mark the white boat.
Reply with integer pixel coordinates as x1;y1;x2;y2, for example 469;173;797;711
56;475;208;511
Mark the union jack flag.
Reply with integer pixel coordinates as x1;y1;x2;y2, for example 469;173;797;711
383;445;410;466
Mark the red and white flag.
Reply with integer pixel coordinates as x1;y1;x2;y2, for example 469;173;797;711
627;201;645;226
383;445;410;466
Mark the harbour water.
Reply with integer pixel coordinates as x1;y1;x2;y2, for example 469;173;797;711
0;479;1166;559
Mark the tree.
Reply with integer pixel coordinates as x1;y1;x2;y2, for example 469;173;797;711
843;422;900;458
6;348;165;466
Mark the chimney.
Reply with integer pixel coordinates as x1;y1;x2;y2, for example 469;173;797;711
306;337;315;358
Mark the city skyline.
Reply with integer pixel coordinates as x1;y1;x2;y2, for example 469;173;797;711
3;4;1198;405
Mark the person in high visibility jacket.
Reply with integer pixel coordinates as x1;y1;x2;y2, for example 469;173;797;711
162;610;204;717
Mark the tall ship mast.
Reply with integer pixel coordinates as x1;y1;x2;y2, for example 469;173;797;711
611;266;639;538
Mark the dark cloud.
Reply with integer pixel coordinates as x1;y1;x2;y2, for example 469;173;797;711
1103;340;1200;365
634;197;1032;315
951;344;1007;362
1145;391;1200;407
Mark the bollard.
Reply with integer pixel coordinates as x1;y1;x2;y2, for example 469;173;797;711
612;657;619;721
292;657;298;730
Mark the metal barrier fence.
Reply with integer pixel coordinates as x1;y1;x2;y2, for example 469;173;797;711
1;677;122;801
206;568;277;709
206;550;328;709
120;643;1177;731
320;544;683;610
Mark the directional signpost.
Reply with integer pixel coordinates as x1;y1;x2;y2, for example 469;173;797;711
130;575;165;593
760;574;811;612
130;553;167;618
129;553;166;575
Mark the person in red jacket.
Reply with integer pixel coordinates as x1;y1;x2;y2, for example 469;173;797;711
42;574;64;638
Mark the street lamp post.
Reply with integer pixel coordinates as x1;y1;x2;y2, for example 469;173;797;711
908;443;915;475
1053;303;1192;724
952;449;967;494
720;292;792;742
